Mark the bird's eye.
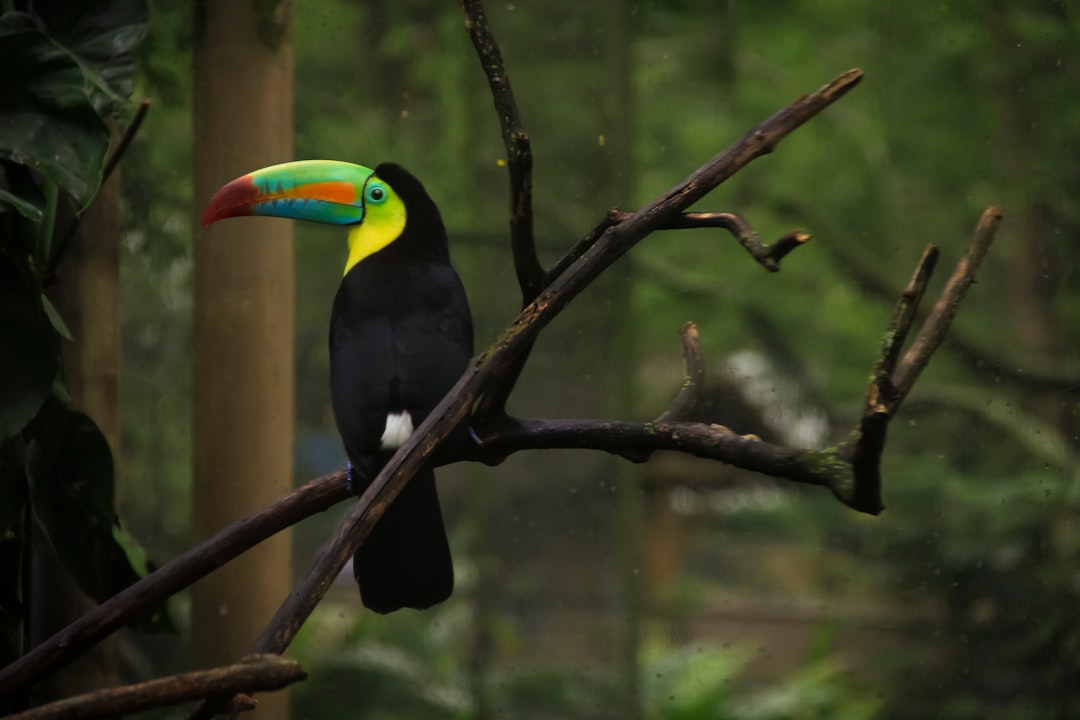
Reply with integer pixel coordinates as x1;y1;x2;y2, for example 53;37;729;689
365;184;387;204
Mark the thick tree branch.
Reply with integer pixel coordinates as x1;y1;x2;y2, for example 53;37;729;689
837;243;940;513
0;472;349;697
474;418;839;488
5;655;303;720
548;211;809;284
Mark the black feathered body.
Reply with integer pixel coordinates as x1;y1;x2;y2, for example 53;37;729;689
329;163;472;613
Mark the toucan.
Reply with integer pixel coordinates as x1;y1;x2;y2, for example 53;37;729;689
203;160;473;613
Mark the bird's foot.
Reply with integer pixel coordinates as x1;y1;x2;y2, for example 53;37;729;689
346;460;357;495
469;424;485;449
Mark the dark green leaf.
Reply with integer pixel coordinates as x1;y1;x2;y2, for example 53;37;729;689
0;188;42;222
0;14;110;207
0;251;59;440
41;294;73;341
0;162;45;241
26;404;173;632
31;0;149;115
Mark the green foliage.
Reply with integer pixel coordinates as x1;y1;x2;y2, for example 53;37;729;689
0;0;170;674
108;0;1077;717
0;12;109;210
291;599;879;720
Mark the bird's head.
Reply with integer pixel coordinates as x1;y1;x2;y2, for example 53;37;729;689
203;160;446;274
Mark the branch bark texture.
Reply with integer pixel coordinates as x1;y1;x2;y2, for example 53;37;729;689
5;655;303;720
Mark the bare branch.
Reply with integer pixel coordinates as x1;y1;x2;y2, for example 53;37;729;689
611;210;810;272
892;207;1003;404
459;0;540;301
836;209;1002;515
867;243;940;416
838;243;941;514
459;0;541;424
655;322;706;424
5;655;303;720
476;418;841;489
0;472;349;697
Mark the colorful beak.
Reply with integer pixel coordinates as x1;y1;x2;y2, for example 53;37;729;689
202;160;376;227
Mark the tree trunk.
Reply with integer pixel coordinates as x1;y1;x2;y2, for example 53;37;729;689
192;3;294;719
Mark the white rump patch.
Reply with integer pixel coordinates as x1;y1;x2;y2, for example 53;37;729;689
379;411;415;449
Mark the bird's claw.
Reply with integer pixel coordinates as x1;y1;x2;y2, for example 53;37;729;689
346;460;357;495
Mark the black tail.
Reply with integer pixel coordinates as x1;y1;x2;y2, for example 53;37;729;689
353;465;453;613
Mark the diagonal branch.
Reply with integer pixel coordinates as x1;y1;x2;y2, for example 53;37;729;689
5;655;303;720
0;472;349;698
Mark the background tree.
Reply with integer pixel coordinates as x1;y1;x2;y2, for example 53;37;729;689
191;2;294;719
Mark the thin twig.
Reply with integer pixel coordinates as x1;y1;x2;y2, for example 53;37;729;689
892;207;1003;405
867;243;940;416
611;210;810;272
459;0;540;300
655;322;705;424
0;472;348;697
5;655;303;720
839;242;941;514
103;99;152;184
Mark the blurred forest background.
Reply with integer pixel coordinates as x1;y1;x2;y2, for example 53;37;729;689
15;0;1080;718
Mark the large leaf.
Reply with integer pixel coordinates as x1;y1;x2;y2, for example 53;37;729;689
26;403;172;631
0;250;59;439
0;161;45;224
0;13;110;207
31;0;149;115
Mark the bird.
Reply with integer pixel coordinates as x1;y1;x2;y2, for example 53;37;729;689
203;160;473;613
